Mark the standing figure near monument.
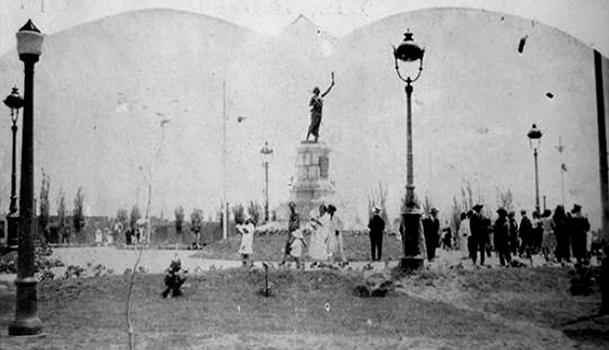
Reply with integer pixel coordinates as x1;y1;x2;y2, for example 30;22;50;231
458;211;471;258
469;204;486;266
494;208;512;267
368;206;385;261
327;204;347;265
423;208;440;261
570;204;591;265
309;205;330;264
306;72;335;143
280;202;300;267
518;210;533;261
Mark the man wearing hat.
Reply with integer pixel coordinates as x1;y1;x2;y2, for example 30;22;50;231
493;207;512;267
423;208;441;261
368;206;385;261
469;204;486;266
518;210;533;260
570;204;590;265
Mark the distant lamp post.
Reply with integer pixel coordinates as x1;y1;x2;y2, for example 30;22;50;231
260;141;274;223
527;123;543;214
9;19;44;336
3;86;24;251
393;30;425;270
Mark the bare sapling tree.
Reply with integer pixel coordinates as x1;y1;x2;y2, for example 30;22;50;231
190;208;203;247
175;206;185;237
247;201;262;226
73;187;85;244
125;113;167;349
57;191;67;244
38;169;51;242
496;187;514;212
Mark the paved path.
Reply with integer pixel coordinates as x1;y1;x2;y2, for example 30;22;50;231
1;246;585;286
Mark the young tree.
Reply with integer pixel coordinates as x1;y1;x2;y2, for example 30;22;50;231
422;194;432;218
57;191;67;243
190;208;204;247
247;201;262;226
117;208;129;228
232;203;245;225
451;196;463;233
38;170;51;241
190;208;203;234
174;206;184;235
497;187;514;211
130;204;141;232
73;187;85;242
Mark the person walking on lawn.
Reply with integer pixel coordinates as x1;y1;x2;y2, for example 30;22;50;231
287;228;307;269
280;201;300;267
494;207;512;267
518;210;534;261
570;204;591;265
423;208;441;261
469;204;486;266
237;216;255;268
459;211;471;258
368;206;385;261
327;204;347;265
552;205;571;264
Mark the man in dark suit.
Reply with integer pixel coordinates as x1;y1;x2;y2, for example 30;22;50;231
368;207;385;261
469;204;486;266
423;208;440;261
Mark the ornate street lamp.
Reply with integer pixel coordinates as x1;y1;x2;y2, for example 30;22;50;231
393;30;425;270
9;19;44;336
527;123;543;214
260;141;274;223
3;87;24;251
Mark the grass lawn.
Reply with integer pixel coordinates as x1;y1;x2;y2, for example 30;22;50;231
1;265;606;349
191;232;404;262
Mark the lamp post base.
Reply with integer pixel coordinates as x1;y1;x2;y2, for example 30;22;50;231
8;277;42;336
6;213;19;252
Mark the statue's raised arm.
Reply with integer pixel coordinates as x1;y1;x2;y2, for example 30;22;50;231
321;72;335;97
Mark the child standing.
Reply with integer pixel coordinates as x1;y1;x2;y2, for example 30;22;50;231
237;217;255;268
288;228;307;269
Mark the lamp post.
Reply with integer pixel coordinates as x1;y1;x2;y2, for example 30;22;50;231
393;30;425;270
9;19;44;336
3;87;24;251
527;123;543;215
260;141;273;223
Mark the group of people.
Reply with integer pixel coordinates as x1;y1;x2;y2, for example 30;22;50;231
237;202;347;269
458;203;592;267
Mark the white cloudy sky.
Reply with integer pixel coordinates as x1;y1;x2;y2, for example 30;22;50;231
0;0;608;56
0;0;608;228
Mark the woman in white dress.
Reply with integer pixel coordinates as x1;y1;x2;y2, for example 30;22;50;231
308;205;330;263
458;212;471;258
327;205;347;265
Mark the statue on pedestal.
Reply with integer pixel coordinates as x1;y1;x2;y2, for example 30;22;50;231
306;72;335;143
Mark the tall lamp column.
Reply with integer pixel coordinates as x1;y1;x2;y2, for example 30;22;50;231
3;87;24;251
260;141;273;223
9;19;44;336
393;30;425;270
527;124;543;215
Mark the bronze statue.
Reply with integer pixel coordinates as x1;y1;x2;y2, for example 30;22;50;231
306;72;335;142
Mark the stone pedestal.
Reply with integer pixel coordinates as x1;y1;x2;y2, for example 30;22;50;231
290;141;335;221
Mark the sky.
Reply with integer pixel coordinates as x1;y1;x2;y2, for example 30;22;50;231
0;1;608;229
0;0;608;56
